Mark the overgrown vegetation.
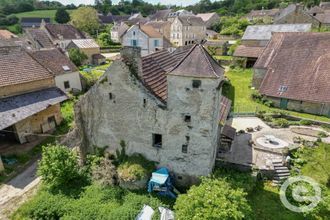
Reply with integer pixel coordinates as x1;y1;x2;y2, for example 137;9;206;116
68;48;88;67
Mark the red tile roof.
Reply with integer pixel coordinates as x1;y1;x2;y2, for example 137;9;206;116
256;32;330;103
234;45;265;58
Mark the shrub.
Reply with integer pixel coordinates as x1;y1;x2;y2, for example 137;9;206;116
174;177;252;220
68;48;88;67
299;120;313;126
318;131;329;138
117;154;155;182
55;8;70;24
37;144;84;189
273;118;290;128
92;158;118;186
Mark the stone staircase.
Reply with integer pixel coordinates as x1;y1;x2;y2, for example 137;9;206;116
272;160;290;185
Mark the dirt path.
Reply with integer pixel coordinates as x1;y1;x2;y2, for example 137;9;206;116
0;161;40;219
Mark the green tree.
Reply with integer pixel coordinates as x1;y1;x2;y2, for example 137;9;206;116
38;145;81;188
70;6;100;35
68;48;88;67
174;177;252;220
97;32;112;47
55;8;70;24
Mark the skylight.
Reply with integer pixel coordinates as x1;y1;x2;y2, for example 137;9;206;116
62;65;70;71
278;85;288;92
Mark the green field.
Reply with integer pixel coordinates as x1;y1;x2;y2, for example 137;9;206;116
224;68;330;122
14;9;74;23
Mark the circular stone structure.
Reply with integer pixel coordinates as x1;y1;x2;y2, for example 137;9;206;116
256;135;289;151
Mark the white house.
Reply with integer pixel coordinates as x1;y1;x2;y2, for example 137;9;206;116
122;24;165;56
31;49;82;92
110;22;129;43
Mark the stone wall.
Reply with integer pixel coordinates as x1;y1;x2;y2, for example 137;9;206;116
267;97;330;116
14;104;62;143
74;50;223;184
0;78;55;98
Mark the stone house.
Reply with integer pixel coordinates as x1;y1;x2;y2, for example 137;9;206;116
274;4;320;28
196;12;220;28
167;9;194;22
253;32;330;116
30;49;82;93
122;24;166;56
74;45;231;185
144;21;171;41
110;22;129;43
25;29;54;49
245;8;280;23
170;16;206;47
41;23;86;50
234;23;311;67
0;48;67;144
308;3;330;28
149;9;173;22
66;39;105;65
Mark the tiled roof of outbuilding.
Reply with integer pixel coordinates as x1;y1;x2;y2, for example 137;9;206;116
0;87;67;130
233;45;264;58
256;32;330;103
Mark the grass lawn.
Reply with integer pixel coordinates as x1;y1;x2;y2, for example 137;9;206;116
14;9;74;23
249;182;305;220
214;55;233;61
224;68;330;122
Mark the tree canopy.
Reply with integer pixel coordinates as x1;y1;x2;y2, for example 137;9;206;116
174;177;252;219
55;8;70;24
68;48;88;67
70;6;100;35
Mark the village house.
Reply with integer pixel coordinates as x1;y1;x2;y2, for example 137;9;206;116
73;45;231;185
308;2;330;28
144;21;172;40
99;13;130;25
41;23;86;50
66;39;105;65
20;17;51;29
110;22;129;43
0;47;67;145
167;9;195;22
30;49;82;93
122;24;166;56
170;16;206;47
274;4;320;28
233;23;311;67
149;9;173;21
253;32;330;116
25;29;54;49
245;8;280;23
196;12;220;28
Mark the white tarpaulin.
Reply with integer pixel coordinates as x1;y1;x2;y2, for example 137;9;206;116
159;207;175;220
136;205;154;220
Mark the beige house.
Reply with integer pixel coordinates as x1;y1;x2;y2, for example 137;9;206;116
66;39;105;65
144;21;171;41
0;48;67;144
170;16;206;47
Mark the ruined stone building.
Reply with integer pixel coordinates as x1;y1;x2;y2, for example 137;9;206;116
74;45;231;184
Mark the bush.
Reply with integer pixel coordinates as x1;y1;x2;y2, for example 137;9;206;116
299;120;313;126
318;131;329;138
37;144;85;189
68;48;88;67
273;118;290;128
55;8;70;24
117;154;155;182
174;177;252;219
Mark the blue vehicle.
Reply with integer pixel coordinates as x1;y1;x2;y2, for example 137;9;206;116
147;167;177;199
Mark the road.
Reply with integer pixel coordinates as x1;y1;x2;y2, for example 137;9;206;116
0;161;40;219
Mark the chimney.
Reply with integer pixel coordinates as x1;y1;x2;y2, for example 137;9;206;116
120;46;143;79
